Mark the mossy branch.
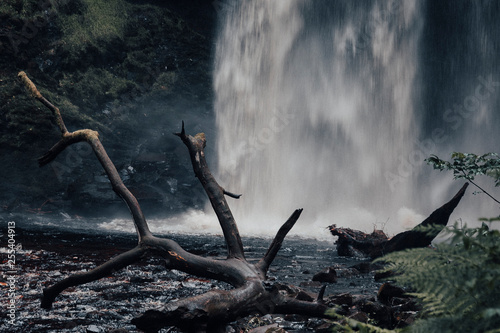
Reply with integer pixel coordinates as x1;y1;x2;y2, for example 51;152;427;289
18;71;68;135
17;71;151;240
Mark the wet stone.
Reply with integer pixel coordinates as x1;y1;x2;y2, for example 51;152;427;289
3;226;386;332
330;292;353;306
377;283;406;304
86;324;103;333
350;262;372;274
312;267;337;283
247;323;286;333
349;311;369;323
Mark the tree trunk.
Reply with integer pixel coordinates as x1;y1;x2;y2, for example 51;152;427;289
330;183;469;258
18;72;329;332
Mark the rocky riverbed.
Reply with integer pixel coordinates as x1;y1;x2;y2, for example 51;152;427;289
1;213;418;332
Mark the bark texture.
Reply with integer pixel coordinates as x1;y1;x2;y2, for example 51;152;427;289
330;183;469;258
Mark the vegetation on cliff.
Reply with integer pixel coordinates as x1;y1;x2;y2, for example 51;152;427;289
0;0;214;214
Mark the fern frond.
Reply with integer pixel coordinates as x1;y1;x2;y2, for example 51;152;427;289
375;224;500;333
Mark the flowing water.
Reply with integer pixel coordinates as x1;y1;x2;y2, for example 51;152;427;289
1;220;379;333
2;6;500;330
212;0;500;238
4;1;498;241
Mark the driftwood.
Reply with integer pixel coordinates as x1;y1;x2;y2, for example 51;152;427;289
330;183;469;258
329;226;389;258
18;72;329;332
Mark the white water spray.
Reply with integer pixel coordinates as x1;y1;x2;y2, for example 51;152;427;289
213;1;425;238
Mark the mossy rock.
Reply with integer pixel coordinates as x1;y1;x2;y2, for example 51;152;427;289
0;0;215;216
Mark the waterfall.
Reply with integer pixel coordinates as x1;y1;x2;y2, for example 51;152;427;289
213;0;500;238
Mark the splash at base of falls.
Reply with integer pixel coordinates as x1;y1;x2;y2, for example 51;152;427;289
98;209;339;241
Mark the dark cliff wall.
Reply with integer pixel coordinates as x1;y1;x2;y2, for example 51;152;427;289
0;0;218;217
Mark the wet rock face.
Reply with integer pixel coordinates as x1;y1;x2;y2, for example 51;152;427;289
0;0;216;217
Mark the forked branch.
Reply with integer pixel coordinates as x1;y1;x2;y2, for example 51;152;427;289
18;71;152;241
175;121;245;259
18;72;323;332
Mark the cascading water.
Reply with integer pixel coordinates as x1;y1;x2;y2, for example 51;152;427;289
213;0;500;239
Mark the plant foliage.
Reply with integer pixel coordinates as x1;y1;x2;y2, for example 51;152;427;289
57;0;128;57
374;223;500;333
426;152;500;205
426;152;500;187
0;0;45;22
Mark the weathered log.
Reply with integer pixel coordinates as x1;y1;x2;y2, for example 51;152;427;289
18;72;331;332
330;183;469;258
375;182;469;257
329;226;389;257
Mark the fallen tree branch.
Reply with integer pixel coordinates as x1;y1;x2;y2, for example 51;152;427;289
18;71;151;241
18;72;329;332
41;246;147;309
256;208;303;274
378;182;469;256
330;183;469;258
175;122;245;259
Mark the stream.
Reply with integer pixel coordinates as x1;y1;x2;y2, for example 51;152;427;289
1;212;381;332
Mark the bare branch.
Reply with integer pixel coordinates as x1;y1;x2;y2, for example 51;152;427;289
18;75;327;331
222;188;242;199
41;246;147;309
38;129;94;166
256;208;303;274
18;72;152;240
317;284;327;302
18;71;68;135
144;236;254;286
131;281;330;332
175;122;245;260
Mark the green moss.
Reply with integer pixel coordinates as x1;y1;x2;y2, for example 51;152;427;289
0;0;41;21
57;0;129;58
1;0;211;151
152;72;178;92
0;75;56;149
122;50;156;76
57;67;137;110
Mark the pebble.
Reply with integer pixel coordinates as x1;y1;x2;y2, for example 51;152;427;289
86;324;102;333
